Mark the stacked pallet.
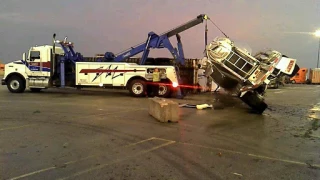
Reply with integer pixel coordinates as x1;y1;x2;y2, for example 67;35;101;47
309;68;320;84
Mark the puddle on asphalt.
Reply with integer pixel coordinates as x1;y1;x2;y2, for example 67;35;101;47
299;104;320;138
305;117;320;138
310;107;320;111
311;128;320;138
308;114;319;120
308;104;320;120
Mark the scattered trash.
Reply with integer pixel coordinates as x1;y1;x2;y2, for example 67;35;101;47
306;162;320;169
33;110;41;114
217;152;222;157
179;103;213;110
233;172;243;177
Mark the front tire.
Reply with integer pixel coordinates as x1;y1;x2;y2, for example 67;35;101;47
128;79;146;97
7;76;26;93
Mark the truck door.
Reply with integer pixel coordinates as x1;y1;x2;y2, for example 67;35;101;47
28;50;50;77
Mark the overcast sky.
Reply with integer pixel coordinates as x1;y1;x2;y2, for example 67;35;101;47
0;0;319;68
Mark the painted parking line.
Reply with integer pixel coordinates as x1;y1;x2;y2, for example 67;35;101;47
0;124;36;132
121;137;320;169
9;136;319;179
8;137;174;180
58;140;176;180
178;141;320;168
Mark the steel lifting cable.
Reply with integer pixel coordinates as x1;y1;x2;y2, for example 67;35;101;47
202;13;238;79
202;17;232;79
208;18;229;38
203;16;229;54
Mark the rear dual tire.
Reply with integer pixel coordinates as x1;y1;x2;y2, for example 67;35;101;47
128;79;171;98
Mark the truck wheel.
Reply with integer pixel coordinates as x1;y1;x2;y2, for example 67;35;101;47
7;76;26;93
128;79;146;97
158;83;171;98
240;91;268;114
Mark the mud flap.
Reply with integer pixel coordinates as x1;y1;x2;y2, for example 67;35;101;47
174;87;186;99
239;91;268;114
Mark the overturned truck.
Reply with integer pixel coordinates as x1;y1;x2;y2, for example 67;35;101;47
200;37;299;114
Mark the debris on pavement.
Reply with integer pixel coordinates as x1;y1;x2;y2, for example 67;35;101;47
233;172;243;177
33;110;41;114
179;103;213;110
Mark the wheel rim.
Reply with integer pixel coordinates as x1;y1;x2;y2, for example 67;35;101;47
132;83;143;94
159;85;167;96
10;80;20;90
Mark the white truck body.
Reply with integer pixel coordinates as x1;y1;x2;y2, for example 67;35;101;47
75;62;178;87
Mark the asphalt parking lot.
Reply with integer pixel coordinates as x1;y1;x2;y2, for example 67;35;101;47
0;82;320;180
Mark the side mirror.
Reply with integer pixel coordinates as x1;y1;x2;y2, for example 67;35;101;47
22;53;26;61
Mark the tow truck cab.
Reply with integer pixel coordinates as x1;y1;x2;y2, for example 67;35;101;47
1;45;64;92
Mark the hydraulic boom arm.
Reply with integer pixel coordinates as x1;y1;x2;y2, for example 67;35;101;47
106;14;209;65
162;14;209;38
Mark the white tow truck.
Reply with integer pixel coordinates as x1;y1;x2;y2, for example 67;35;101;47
1;37;180;98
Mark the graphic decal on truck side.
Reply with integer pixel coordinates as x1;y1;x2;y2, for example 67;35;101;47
79;65;144;82
14;60;51;72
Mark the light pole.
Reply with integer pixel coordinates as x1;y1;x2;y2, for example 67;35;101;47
314;30;320;68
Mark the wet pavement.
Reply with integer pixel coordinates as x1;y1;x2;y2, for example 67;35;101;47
0;83;319;180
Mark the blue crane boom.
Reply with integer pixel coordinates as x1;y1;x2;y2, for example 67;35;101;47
103;14;209;66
